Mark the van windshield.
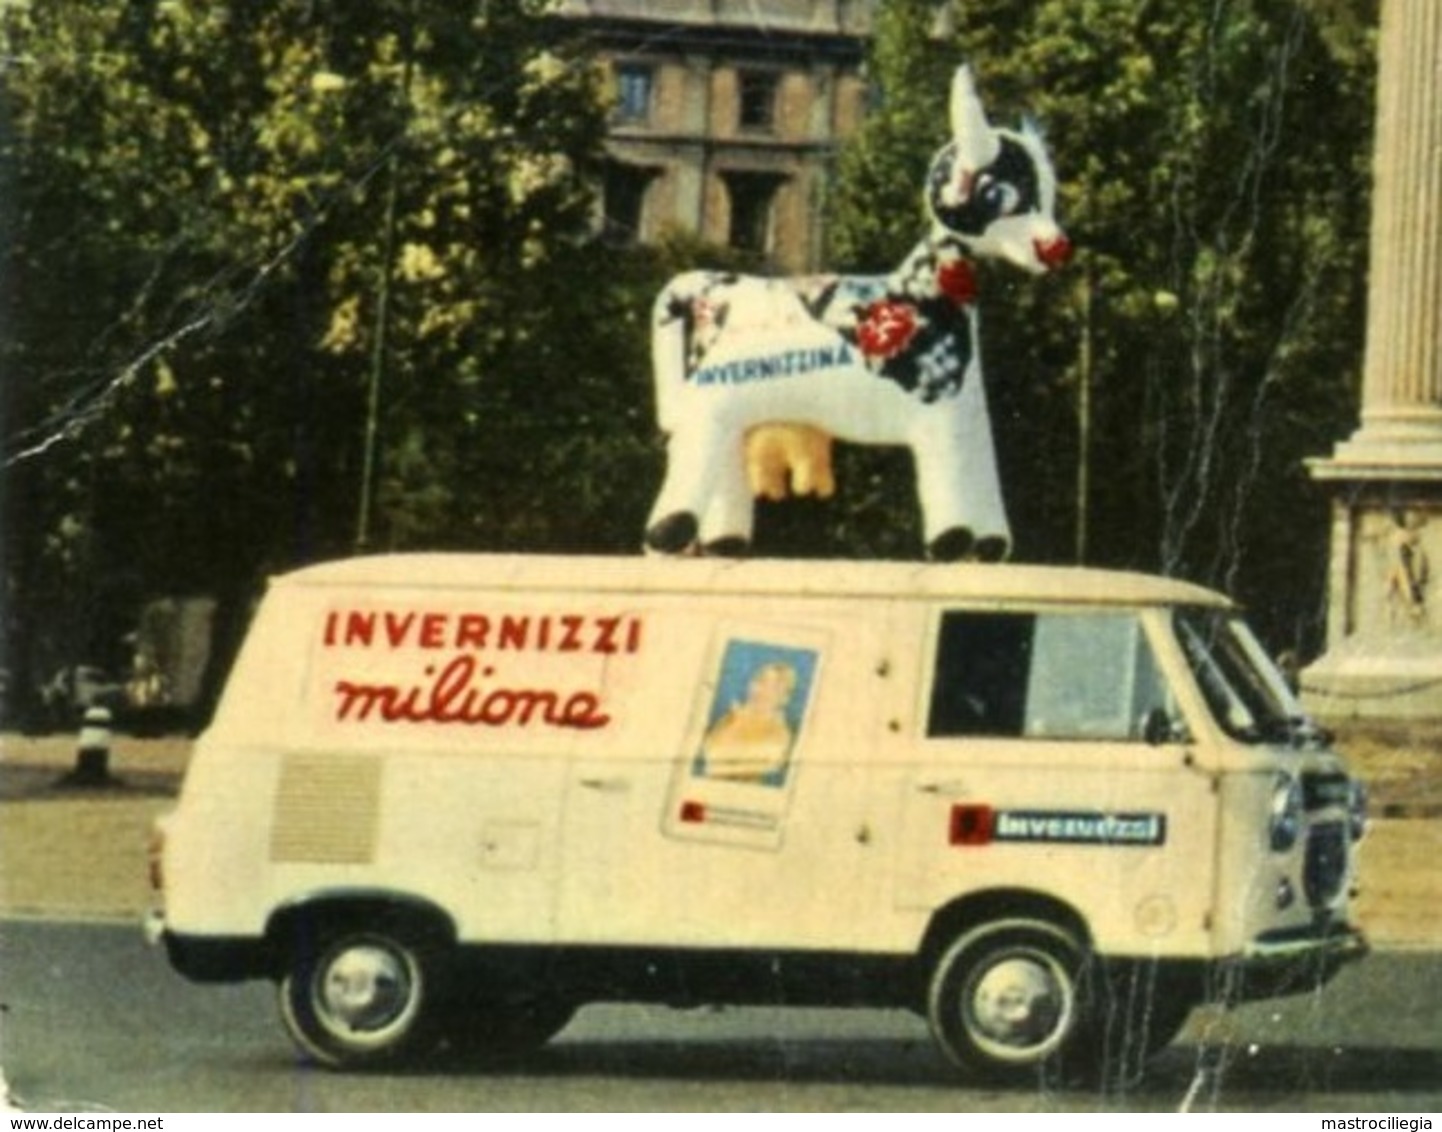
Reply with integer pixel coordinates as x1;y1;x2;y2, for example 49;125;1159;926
1172;608;1323;747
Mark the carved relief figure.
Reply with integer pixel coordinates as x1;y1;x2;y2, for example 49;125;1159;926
1384;510;1429;624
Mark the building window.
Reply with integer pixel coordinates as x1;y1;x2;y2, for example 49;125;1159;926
722;171;784;254
614;63;654;125
737;70;778;132
602;162;656;244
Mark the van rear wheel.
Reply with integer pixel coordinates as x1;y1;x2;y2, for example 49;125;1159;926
927;919;1088;1084
278;923;444;1069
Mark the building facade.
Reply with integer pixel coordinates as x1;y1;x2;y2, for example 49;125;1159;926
554;0;874;272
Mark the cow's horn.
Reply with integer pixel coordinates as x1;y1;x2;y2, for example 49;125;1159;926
951;65;1001;173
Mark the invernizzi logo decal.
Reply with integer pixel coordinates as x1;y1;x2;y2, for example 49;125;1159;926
949;805;1167;847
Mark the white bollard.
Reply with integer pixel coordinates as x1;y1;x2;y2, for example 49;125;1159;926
68;705;116;786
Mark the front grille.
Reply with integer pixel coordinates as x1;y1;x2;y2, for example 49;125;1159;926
1304;821;1348;907
1302;771;1351;811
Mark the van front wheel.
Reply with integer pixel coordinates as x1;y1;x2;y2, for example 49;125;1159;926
279;925;443;1069
443;997;576;1062
927;919;1088;1084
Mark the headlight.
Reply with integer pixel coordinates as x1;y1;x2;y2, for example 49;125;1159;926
1269;774;1303;852
1348;779;1368;842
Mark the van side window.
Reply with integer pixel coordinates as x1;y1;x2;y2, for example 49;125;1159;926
927;611;1174;741
927;613;1031;736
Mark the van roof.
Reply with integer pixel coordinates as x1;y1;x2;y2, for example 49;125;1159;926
276;554;1231;610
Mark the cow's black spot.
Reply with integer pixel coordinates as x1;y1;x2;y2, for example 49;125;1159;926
928;137;1042;236
841;293;974;401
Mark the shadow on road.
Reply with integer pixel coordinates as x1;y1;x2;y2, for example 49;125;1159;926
1175;1041;1442;1096
0;761;178;800
406;1031;1442;1104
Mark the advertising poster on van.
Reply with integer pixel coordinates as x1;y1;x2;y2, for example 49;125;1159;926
664;628;825;851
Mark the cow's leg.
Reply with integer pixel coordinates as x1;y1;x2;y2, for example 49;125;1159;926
698;446;754;556
645;421;738;555
910;377;1011;562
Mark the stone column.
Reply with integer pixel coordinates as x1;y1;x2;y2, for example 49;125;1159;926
1304;0;1442;721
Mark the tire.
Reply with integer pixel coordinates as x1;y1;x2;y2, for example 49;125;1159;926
1080;961;1195;1087
443;997;576;1062
278;920;446;1070
926;918;1090;1085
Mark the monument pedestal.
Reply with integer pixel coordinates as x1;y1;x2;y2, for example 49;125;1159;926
1304;441;1442;722
1302;0;1442;725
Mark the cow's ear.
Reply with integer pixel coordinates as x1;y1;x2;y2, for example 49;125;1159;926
950;65;1001;173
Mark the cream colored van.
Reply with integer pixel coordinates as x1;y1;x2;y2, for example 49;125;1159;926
147;553;1367;1081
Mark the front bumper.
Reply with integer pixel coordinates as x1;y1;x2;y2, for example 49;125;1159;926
1225;920;1369;1001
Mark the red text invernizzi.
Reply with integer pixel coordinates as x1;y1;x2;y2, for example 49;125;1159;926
322;609;645;655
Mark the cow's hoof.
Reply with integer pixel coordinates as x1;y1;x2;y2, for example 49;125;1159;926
973;535;1010;563
701;537;750;558
927;527;975;562
644;512;699;554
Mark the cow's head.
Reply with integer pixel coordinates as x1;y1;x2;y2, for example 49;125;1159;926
925;66;1071;274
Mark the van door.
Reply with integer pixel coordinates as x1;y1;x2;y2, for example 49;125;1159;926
895;606;1217;958
556;611;885;953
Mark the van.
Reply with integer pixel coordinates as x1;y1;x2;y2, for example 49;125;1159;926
146;553;1367;1082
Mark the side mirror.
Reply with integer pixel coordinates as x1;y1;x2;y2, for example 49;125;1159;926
1141;706;1188;746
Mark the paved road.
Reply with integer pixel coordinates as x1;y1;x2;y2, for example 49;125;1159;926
1;920;1439;1112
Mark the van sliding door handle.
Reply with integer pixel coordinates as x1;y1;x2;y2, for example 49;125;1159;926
915;780;968;795
578;776;630;793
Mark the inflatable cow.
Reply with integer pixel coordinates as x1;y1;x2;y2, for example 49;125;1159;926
644;65;1071;561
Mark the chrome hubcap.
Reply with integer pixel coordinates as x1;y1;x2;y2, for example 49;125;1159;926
965;951;1069;1058
316;943;415;1036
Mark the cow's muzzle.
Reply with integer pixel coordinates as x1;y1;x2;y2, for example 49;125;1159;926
1035;234;1073;271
